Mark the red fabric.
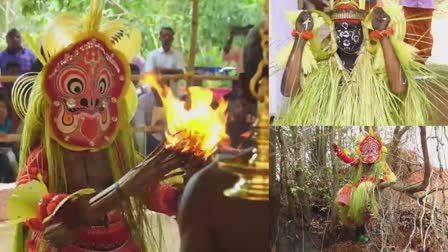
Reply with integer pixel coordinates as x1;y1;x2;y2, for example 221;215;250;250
72;213;136;251
147;184;180;216
354;175;377;187
403;7;433;63
334;1;377;11
338;185;353;206
335;3;358;10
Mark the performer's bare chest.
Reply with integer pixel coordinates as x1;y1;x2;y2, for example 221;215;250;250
63;149;114;194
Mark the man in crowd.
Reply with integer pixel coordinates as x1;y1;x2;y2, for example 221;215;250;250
0;28;36;74
0;94;16;183
145;27;185;97
131;64;165;156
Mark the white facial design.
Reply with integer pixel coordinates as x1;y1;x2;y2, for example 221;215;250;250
335;22;362;53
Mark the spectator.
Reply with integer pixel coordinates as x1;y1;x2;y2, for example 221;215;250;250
0;94;12;135
0;94;16;183
403;0;435;63
0;153;14;183
0;28;36;74
1;61;23;131
132;54;146;74
145;27;185;97
131;64;165;156
1;61;21;93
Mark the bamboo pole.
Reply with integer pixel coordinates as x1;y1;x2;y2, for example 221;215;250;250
132;125;165;133
0;76;16;82
187;0;199;87
0;74;238;84
5;0;10;31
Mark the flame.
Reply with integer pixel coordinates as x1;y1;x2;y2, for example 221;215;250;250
141;73;228;158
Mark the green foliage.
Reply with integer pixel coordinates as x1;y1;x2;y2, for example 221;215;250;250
1;0;264;76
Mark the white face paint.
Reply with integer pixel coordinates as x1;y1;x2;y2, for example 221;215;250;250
335;22;363;54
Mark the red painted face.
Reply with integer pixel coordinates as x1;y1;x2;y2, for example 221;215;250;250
44;38;127;150
359;136;382;163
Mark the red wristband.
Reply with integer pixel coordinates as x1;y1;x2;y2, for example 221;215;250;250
370;27;394;40
291;29;314;40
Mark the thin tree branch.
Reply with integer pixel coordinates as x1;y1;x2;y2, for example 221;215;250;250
420;187;448;199
381;127;431;194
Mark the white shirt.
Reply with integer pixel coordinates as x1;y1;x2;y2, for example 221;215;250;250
132;85;164;155
145;48;185;72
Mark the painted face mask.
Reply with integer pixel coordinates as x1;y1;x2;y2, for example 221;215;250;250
44;37;127;150
359;136;382;164
335;22;363;54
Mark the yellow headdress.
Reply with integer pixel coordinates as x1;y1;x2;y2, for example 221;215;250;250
12;0;141;151
12;0;141;122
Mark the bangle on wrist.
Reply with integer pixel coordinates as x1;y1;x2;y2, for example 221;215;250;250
291;29;314;40
370;27;394;40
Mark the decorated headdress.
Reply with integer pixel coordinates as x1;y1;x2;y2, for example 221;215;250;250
334;127;387;166
12;0;141;151
355;128;387;164
330;0;366;22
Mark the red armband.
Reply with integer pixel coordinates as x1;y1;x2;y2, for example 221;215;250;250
370;27;394;40
24;193;68;232
291;29;314;40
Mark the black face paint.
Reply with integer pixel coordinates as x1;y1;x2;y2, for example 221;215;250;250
335;22;363;54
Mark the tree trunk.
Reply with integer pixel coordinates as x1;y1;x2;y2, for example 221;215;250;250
292;127;311;225
270;126;280;249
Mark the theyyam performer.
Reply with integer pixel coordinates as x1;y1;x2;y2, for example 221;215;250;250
274;0;448;126
332;129;396;241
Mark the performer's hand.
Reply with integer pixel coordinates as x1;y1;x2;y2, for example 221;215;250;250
41;194;102;247
331;142;338;151
296;11;313;32
372;7;390;31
